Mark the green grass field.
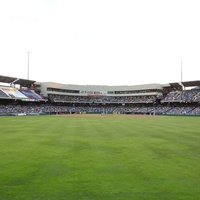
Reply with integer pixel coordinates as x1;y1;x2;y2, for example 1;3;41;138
0;115;200;200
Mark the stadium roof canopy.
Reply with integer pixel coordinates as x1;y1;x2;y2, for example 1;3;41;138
13;79;35;87
0;75;17;83
0;75;36;87
181;80;200;87
169;82;182;88
162;82;183;89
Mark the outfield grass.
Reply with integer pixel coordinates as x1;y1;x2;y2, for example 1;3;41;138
0;115;200;200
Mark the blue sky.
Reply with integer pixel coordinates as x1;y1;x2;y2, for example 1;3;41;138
0;0;200;85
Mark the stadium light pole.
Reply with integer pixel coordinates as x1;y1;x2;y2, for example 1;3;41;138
26;51;31;80
180;56;185;90
181;56;183;82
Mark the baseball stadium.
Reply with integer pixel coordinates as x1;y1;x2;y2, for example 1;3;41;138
1;74;200;116
0;74;200;199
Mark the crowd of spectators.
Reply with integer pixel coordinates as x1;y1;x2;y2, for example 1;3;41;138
1;88;200;116
162;90;199;102
1;103;200;115
0;103;162;115
154;105;172;114
154;104;198;115
48;94;157;103
188;106;200;115
165;106;194;115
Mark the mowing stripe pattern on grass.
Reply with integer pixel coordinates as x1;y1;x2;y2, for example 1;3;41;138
0;115;200;200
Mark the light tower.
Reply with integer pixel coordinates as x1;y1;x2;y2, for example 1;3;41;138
181;56;183;82
26;51;31;80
